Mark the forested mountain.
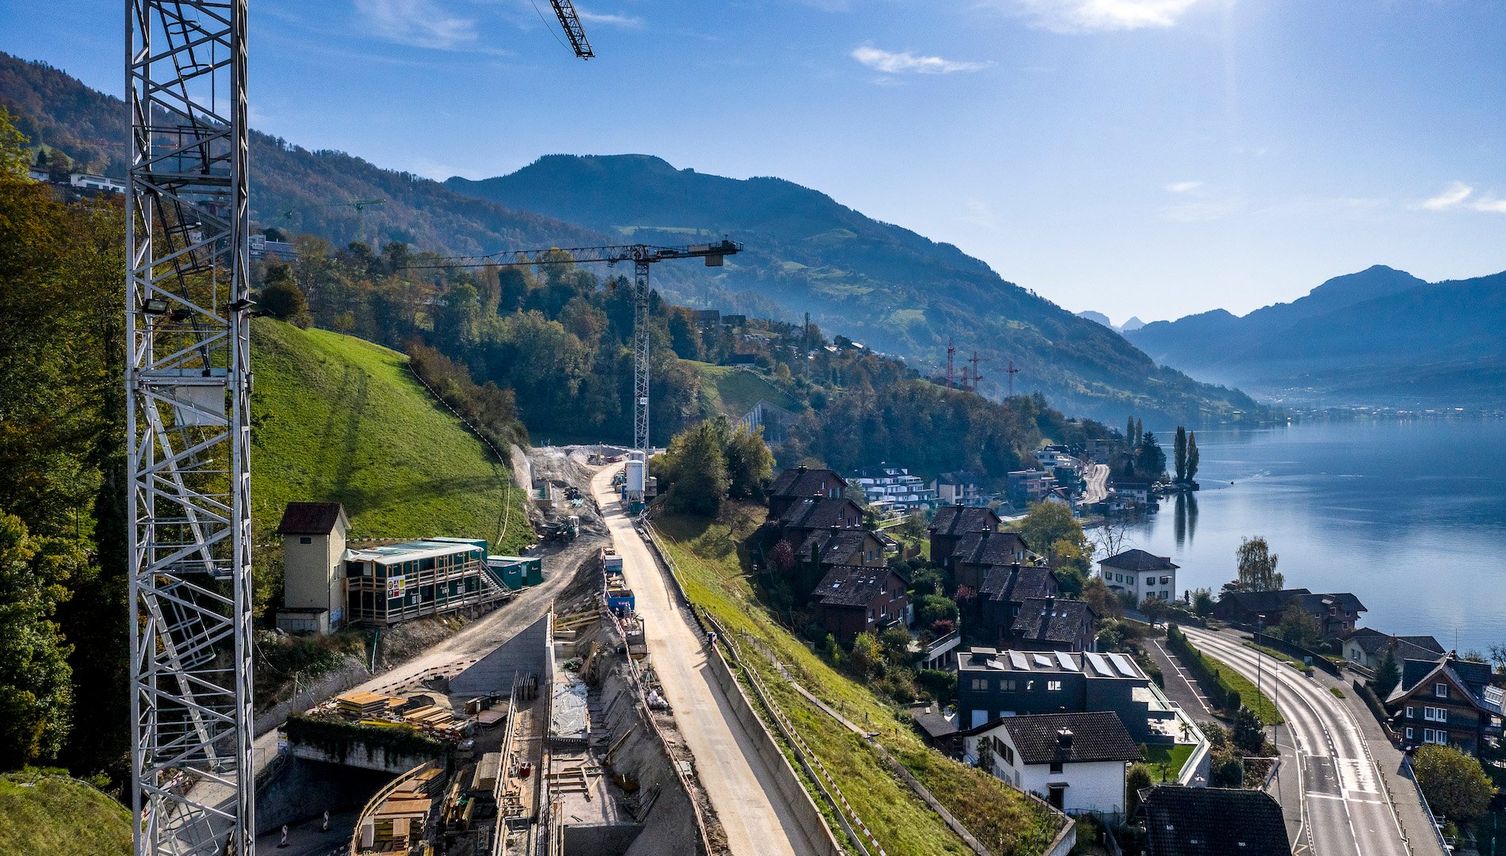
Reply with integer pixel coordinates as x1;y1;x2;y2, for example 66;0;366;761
1127;265;1506;407
445;154;1265;423
0;51;1264;424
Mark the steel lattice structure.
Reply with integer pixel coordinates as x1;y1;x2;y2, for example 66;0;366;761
126;2;254;854
404;241;741;457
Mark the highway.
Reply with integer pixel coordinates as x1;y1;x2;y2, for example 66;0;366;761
590;467;814;856
1081;462;1110;505
1182;626;1415;856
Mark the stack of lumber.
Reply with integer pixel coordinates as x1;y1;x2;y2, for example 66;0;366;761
336;691;394;719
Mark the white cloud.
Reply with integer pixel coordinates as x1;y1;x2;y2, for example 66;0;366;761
355;0;476;50
1164;180;1203;193
576;8;644;28
1472;197;1506;214
1004;0;1206;34
1421;181;1473;210
851;45;992;75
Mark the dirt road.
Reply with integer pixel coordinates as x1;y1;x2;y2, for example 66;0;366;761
590;467;815;856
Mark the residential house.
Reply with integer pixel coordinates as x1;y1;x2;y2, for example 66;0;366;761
934;471;987;506
767;466;848;518
962;712;1140;815
1342;629;1444;672
1213;588;1367;639
770;497;864;547
1385;653;1504;756
967;564;1059;645
1010;598;1098;653
907;702;961;755
955;646;1176;742
276;501;351;634
852;464;938;513
786;527;887;596
1139;786;1290;856
928;505;1002;568
811;564;910;642
69;172;126;194
1007;469;1054;504
950;530;1032;590
1097;549;1178;604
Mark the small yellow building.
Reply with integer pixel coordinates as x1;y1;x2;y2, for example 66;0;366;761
275;501;350;634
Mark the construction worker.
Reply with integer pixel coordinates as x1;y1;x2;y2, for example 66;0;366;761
278;824;289;848
322;810;330;832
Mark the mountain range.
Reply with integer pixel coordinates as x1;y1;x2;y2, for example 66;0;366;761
1;51;1264;424
1126;265;1506;408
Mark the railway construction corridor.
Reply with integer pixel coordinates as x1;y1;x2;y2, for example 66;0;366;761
1182;626;1421;856
590;466;814;856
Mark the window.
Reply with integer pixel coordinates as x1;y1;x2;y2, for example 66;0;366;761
1000;679;1016;692
1406;706;1415;719
1435;682;1449;699
299;536;312;545
970;678;988;691
1160;575;1171;584
1049;761;1064;774
1047;680;1063;692
1405;727;1414;740
1424;706;1448;723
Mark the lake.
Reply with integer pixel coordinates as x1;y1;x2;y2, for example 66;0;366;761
1127;419;1506;654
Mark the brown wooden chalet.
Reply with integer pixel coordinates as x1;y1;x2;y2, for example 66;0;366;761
928;504;1003;568
768;466;848;518
1386;653;1504;757
811;564;910;643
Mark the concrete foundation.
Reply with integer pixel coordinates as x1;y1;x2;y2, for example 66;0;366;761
255;756;390;836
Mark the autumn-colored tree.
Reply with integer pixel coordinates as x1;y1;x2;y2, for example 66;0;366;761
1413;744;1493;824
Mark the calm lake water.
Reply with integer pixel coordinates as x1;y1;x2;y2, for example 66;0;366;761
1128;419;1506;653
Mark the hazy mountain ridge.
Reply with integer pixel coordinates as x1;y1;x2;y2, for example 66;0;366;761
1127;265;1506;407
447;154;1265;422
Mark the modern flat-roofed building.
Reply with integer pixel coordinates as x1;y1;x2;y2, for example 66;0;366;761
956;646;1174;743
345;538;510;627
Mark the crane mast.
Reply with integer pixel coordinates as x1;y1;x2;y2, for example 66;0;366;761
126;2;254;853
408;240;742;458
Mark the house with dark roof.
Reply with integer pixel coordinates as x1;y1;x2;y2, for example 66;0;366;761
962;711;1140;815
950;530;1032;589
276;502;350;634
1097;549;1178;604
1342;628;1444;672
1139;786;1290;856
907;702;961;754
768;466;848;517
1385;653;1504;756
966;564;1059;646
772;497;864;538
1213;588;1367;639
928;505;1003;568
955;646;1175;742
934;471;987;507
811;565;910;642
1010;598;1098;653
781;527;887;597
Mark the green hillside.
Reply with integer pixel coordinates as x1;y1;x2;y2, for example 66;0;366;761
252;318;530;553
0;771;131;856
689;361;799;418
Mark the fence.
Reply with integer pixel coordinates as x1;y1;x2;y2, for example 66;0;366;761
1403;754;1453;854
1352;679;1399;741
1252;632;1341;677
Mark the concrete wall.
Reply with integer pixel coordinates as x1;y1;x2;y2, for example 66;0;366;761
289;742;433;775
254;756;389;835
565;823;645;856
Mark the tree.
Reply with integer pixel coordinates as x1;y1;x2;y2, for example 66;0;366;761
1191;587;1216;617
1235;536;1283;592
1126;763;1153;815
1186;432;1200;483
1139;596;1171;625
850;632;883;679
770;539;795;575
1276;602;1323;648
0;512;83;768
1134;417;1144;446
0;107;28;179
1019;502;1089;572
258;265;309;325
661;421;730;515
1090;516;1132;560
914;594;958;628
1135;432;1168;482
1374;647;1401;698
1173;426;1188;483
1412;744;1493;824
1125;415;1135;446
722;421;774;501
1232;706;1265;753
1083;577;1123;620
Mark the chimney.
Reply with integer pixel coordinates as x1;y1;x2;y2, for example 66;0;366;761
1057;728;1074;749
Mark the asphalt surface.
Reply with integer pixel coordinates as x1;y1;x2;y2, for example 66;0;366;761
1183;626;1413;856
590;467;815;856
1081;462;1110;505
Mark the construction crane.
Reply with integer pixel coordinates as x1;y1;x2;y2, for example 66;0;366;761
407;241;742;467
123;4;592;855
550;0;595;58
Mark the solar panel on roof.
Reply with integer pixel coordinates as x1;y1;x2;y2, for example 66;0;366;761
1083;652;1110;676
1008;651;1030;670
1107;653;1138;677
1055;651;1077;671
1033;653;1053;668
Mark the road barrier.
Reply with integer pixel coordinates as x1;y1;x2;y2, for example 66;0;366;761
1252;632;1341;677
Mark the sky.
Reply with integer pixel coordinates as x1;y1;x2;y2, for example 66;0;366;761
3;0;1504;323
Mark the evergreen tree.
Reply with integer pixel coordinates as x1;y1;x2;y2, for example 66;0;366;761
1125;415;1135;445
1174;426;1188;482
1133;417;1144;446
1374;647;1401;698
660;421;730;515
1186;431;1200;483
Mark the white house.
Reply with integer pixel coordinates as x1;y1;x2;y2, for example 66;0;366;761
69;172;126;194
963;711;1140;815
1097;548;1178;603
275;501;350;634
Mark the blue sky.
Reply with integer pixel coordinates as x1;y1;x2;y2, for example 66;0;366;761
3;1;1504;322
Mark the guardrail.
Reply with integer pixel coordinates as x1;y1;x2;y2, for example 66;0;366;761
1403;754;1453;854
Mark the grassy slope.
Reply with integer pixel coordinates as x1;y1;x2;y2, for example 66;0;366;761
0;772;131;856
655;505;1062;856
687;361;799;419
251;318;529;554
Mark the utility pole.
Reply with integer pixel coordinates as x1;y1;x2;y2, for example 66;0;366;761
966;351;984;393
1004;359;1020;398
945;338;956;389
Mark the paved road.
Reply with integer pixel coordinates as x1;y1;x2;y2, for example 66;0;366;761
591;467;813;856
1183;627;1412;856
1081;463;1109;505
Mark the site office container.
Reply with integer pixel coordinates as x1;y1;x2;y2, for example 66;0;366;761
345;540;498;626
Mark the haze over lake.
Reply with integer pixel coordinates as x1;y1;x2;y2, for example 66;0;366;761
1131;419;1506;653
